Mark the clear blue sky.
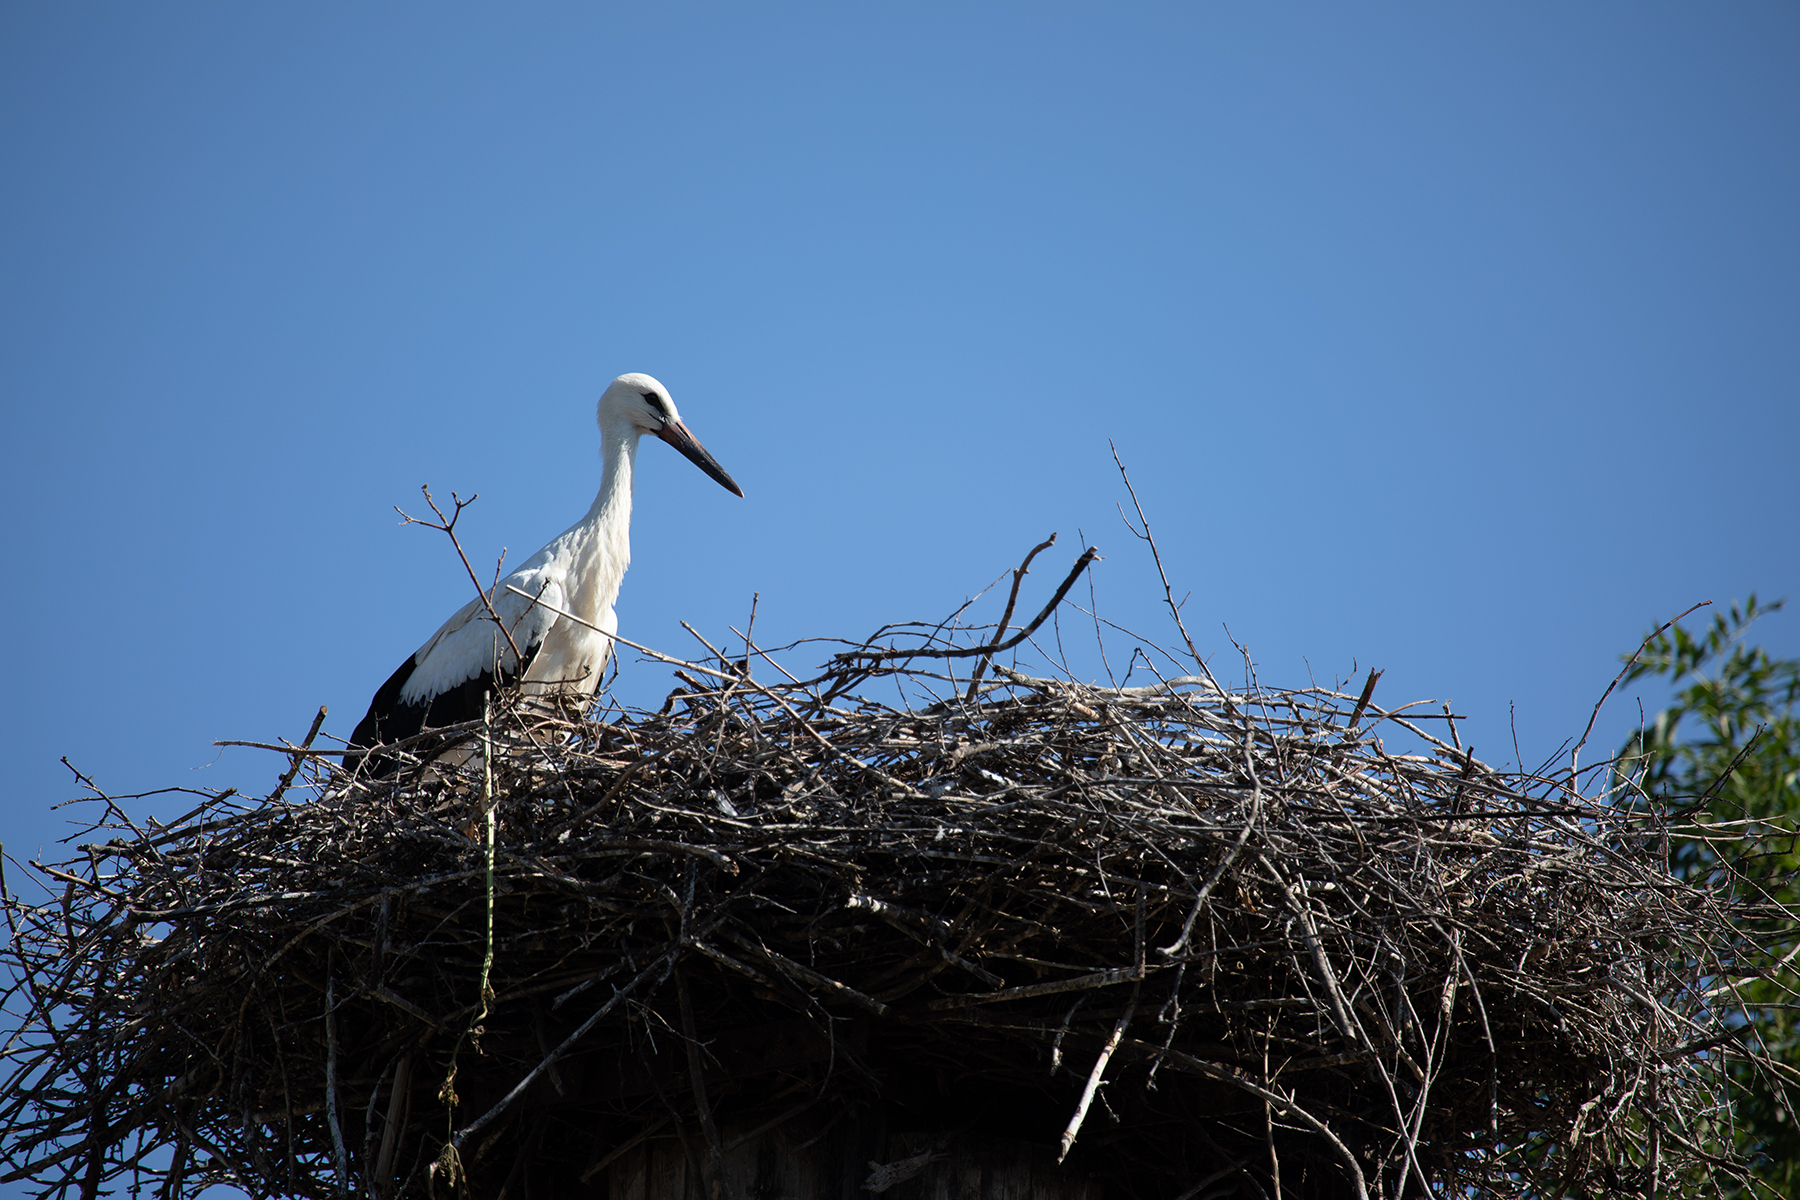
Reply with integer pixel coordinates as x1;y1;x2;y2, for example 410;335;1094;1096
3;4;1797;906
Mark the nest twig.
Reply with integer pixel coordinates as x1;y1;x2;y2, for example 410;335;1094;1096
0;543;1773;1199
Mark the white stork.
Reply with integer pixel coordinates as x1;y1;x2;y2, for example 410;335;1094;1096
346;373;741;775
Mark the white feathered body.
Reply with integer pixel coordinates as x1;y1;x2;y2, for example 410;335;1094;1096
398;432;637;705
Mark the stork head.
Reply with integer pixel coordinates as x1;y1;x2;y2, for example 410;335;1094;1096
599;373;744;497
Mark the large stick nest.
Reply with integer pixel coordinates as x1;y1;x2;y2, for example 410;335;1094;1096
0;556;1762;1199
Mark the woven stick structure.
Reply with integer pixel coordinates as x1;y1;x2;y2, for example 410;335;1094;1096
0;540;1767;1199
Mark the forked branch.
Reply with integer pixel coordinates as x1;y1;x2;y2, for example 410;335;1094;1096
396;486;528;677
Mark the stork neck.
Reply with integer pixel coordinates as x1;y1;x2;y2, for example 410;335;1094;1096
588;425;641;531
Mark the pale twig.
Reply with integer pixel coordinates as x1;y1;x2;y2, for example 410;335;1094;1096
1571;600;1712;778
1058;980;1140;1162
502;586;735;682
267;707;328;806
396;486;528;678
1110;442;1242;716
324;973;348;1196
1110;442;1202;669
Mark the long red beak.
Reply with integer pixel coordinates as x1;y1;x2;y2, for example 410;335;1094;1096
657;420;744;497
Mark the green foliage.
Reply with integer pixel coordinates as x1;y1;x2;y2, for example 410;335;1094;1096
1618;597;1800;1196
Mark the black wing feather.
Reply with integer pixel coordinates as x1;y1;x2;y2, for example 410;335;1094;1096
345;640;542;779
